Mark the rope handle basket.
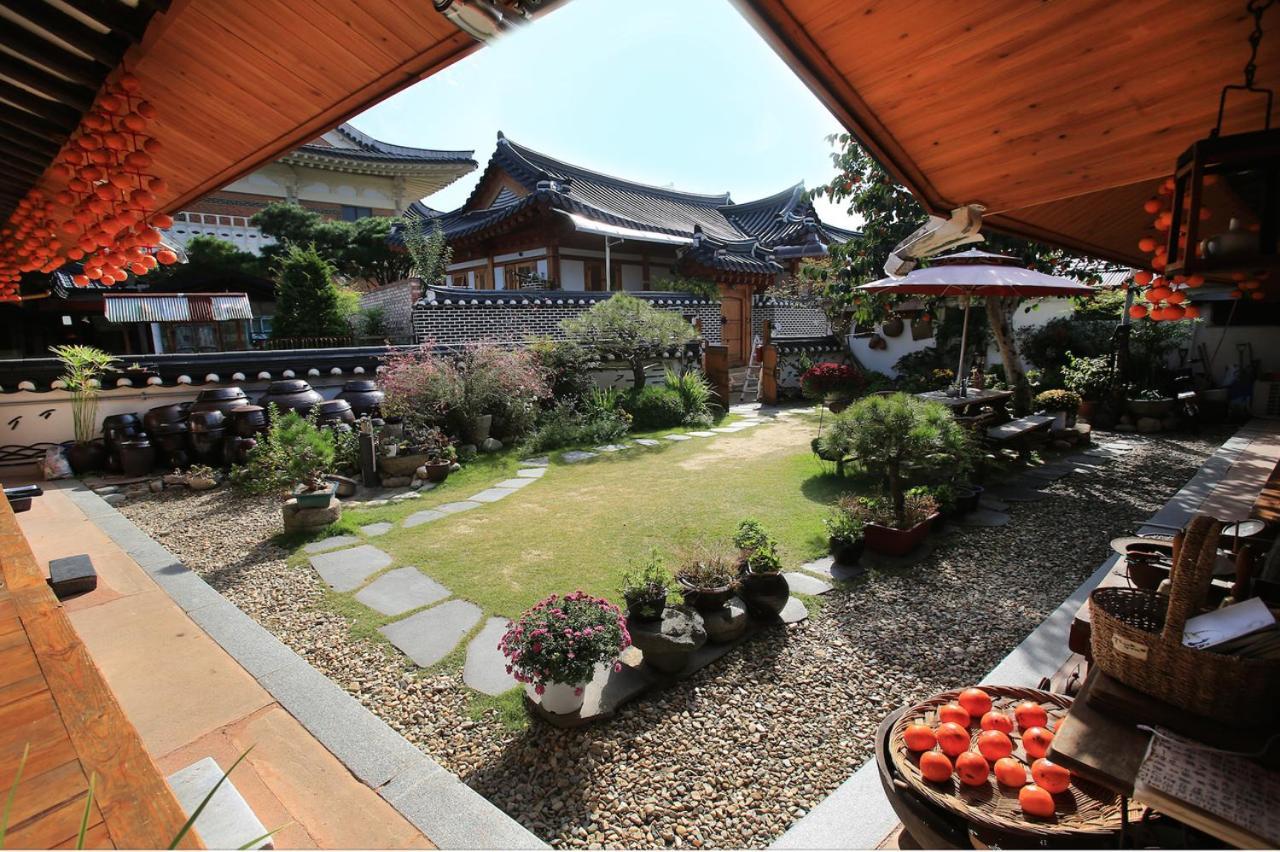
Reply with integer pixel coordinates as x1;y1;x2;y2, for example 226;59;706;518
1090;515;1280;724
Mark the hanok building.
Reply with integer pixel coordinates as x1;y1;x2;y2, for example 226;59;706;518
162;123;477;256
426;134;858;364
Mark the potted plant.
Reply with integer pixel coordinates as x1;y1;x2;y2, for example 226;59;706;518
824;497;865;566
50;345;118;474
1126;386;1175;419
1034;388;1082;430
619;550;672;622
816;393;966;556
675;547;738;612
1061;353;1111;421
274;411;337;507
857;493;939;556
733;519;789;619
417;427;456;483
500;591;630;715
800;361;864;413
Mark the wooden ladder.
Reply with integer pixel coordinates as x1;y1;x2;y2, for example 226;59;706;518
740;334;763;403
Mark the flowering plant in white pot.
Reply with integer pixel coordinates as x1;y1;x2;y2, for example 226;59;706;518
500;591;630;715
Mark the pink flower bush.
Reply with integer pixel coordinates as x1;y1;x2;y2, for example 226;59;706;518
499;592;630;690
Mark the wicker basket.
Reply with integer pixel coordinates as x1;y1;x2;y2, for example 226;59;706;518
888;686;1134;838
1090;515;1280;724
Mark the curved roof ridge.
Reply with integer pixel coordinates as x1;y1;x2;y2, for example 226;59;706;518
498;134;734;205
330;123;474;159
721;182;806;213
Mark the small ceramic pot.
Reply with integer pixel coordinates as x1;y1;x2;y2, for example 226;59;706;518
294;482;336;508
828;537;864;567
422;460;452;483
625;592;668;623
677;577;736;612
739;572;790;619
526;680;588;715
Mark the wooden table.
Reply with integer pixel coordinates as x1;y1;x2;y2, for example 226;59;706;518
915;388;1013;417
0;497;199;848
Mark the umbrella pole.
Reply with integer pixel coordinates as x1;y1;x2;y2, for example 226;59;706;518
956;295;972;397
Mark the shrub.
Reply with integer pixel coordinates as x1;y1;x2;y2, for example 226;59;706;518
674;545;738;589
451;343;550;441
525;400;631;452
499;592;630;692
627;386;686;430
232;406;335;495
50;345;117;444
664;368;712;424
561;292;698;390
529;337;596;406
380;344;462;434
824;496;866;544
800;362;863;399
620;550;673;604
817;393;969;528
1061;352;1112;401
271;243;349;339
733;519;782;574
1035;388;1082;413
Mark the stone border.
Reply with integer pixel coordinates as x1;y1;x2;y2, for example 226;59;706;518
770;425;1256;849
65;485;546;850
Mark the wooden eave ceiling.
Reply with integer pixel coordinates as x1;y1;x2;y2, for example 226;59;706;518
5;0;566;226
733;0;1277;269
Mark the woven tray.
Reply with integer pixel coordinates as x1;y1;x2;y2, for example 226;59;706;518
889;685;1133;838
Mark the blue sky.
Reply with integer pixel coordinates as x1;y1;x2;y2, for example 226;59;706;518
350;0;860;229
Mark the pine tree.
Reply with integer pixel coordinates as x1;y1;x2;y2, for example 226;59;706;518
271;243;349;340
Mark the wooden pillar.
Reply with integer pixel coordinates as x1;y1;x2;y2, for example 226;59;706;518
703;344;730;407
548;242;560;287
641;254;650;290
759;322;779;405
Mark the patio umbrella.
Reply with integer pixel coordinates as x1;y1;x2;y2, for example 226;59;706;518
856;249;1095;395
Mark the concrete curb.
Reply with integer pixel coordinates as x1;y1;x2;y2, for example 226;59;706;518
67;486;546;850
771;425;1252;849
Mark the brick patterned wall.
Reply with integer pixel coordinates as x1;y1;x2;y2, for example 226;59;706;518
753;296;830;340
412;292;723;347
772;340;849;399
359;280;416;342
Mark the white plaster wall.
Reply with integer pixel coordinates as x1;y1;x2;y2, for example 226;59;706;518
560;259;585;291
222;163;398;210
1188;323;1280;386
494;267;506;290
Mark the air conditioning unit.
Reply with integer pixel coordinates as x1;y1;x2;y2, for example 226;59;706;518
1252;381;1280;418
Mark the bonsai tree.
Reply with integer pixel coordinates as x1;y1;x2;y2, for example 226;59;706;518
818;392;969;528
269;410;335;494
50;345;118;448
561;292;698;391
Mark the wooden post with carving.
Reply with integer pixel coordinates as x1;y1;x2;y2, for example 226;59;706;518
703;344;730;407
760;322;779;404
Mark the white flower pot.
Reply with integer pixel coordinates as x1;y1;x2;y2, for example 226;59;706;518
526;680;587;715
1052;412;1068;430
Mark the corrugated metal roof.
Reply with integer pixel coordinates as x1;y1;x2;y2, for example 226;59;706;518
104;294;253;323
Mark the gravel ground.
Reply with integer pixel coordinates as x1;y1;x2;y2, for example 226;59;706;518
119;428;1226;849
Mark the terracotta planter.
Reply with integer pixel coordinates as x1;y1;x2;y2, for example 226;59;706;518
422;460;452;483
739;572;790;619
864;514;938;557
829;537;864;567
378;452;429;478
677;576;737;612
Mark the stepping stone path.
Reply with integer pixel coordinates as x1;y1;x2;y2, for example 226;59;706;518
993;486;1050;503
379;599;482;668
634;438;660;446
686;431;715;438
492;478;535;490
664;434;691;441
516;467;546;478
595;444;629;452
562;450;598;463
309;545;392;592
520;456;550;467
797;555;863;583
979;495;1009;512
470;487;518;503
436;501;482;515
403;509;446;528
355;567;450;616
360;522;392;537
463;617;517;696
783;571;834;596
302;535;359;555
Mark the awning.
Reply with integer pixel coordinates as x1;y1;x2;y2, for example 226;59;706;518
561;212;694;247
103;293;253;323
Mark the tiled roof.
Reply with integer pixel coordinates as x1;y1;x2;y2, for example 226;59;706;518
419;285;716;307
287;124;476;166
428;134;862;277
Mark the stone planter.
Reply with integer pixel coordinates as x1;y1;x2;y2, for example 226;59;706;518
739;572;790;620
624;591;667;622
282;495;340;533
703;596;748;644
294;482;337;508
864;514;938;557
378;452;429;478
526;680;589;715
1127;398;1174;419
629;605;706;674
677;577;737;612
326;474;358;498
828;537;864;567
467;414;493;445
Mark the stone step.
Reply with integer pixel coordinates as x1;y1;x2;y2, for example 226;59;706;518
167;757;270;850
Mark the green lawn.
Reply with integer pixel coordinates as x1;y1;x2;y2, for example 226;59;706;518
332;413;857;619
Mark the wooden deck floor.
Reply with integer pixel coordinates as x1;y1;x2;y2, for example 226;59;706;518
0;497;199;849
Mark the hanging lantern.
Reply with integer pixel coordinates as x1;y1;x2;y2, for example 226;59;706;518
1165;0;1278;278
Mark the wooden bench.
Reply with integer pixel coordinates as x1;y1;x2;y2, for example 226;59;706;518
985;414;1054;459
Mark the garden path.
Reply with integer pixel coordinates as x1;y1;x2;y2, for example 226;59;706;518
302;407;802;695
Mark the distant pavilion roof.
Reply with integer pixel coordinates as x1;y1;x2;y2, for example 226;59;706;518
423;134;861;278
282;124;477;201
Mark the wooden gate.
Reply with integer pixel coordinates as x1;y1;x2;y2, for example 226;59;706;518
720;289;749;366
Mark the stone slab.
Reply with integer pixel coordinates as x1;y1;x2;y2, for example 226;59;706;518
663;434;692;441
302;535;360;555
355;568;450;617
380;599;482;668
403;509;445;529
779;596;808;624
992;486;1050;503
516;467;546;478
463;617;517;696
309;545;392;593
519;456;550;467
361;522;392;537
492;478;535;490
798;555;834;577
595;444;628;452
957;508;1011;527
978;495;1009;512
378;762;545;850
783;572;833;595
686;431;715;437
561;450;598;463
711;427;737;433
167;757;270;850
633;438;661;446
436;501;482;515
470;487;516;503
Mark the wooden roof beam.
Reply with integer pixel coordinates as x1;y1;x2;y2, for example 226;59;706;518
0;104;76;142
0;53;95;111
61;0;154;43
0;137;57;171
4;0;131;66
0;79;81;127
0;118;60;156
0;18;109;88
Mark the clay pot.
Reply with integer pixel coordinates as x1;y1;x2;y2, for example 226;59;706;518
316;399;355;427
143;403;188;433
336;380;384;417
102;413;141;432
625;591;668;623
229;405;267;437
151;422;190;466
66;440;106;474
103;422;143;451
739;572;790;619
258;380;323;417
881;317;904;338
187;410;226;432
422;460;452;483
190;429;226;463
677;577;737;612
829;537;864;567
117;438;156;477
189;387;250;415
864;514;938;557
